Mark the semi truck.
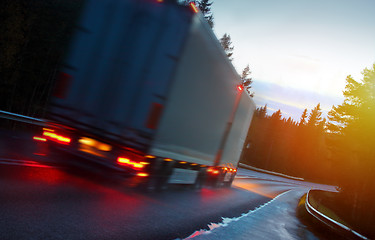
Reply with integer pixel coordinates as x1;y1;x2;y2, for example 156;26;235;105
33;0;256;189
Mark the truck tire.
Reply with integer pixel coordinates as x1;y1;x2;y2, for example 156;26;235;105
192;168;206;190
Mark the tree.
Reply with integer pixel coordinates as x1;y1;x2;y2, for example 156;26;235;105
271;109;282;121
220;33;234;61
197;0;214;28
327;64;375;233
307;103;323;127
181;0;214;28
241;64;254;97
256;104;267;118
298;108;308;126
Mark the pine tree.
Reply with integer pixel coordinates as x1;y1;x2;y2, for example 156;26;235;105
327;64;375;229
197;0;214;28
307;103;323;127
271;109;282;120
241;64;254;97
181;0;214;28
298;108;308;126
220;33;234;61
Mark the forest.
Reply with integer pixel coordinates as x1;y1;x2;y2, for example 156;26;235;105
241;64;375;236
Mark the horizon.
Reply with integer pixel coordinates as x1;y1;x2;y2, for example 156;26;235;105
211;0;375;121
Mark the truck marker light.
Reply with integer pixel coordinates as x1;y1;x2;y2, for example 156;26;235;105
164;158;173;162
180;161;187;164
191;163;197;166
43;128;54;132
137;173;149;177
33;136;47;142
145;155;156;158
140;162;150;165
190;2;199;13
156;0;163;2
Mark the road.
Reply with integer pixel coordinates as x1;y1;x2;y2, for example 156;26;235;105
0;130;335;240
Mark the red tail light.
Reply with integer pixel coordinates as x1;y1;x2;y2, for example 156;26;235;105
43;131;71;144
237;85;243;91
117;157;146;169
207;167;219;175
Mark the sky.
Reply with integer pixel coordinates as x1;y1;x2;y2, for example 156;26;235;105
211;0;375;120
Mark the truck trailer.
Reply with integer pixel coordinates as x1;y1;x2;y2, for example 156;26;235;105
34;0;256;189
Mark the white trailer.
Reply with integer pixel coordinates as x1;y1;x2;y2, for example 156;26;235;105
35;0;256;189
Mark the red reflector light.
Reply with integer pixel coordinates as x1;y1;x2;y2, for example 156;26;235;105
33;136;47;142
43;131;71;144
190;2;199;13
117;157;145;169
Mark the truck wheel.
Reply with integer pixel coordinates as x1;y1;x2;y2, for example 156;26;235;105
223;174;235;188
192;168;206;190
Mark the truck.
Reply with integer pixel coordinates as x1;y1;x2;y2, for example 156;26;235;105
33;0;256;189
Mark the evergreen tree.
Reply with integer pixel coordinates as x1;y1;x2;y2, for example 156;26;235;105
181;0;214;28
241;64;254;97
298;108;308;126
271;109;282;120
197;0;214;28
257;104;267;118
220;33;234;61
327;64;375;233
307;103;323;127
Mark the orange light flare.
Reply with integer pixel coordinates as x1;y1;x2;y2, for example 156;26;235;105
232;179;278;198
189;2;199;13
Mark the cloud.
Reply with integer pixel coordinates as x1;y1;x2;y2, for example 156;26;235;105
252;80;343;120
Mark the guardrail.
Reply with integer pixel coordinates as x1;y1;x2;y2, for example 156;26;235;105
238;163;304;181
0;110;74;131
305;190;368;240
0;110;47;127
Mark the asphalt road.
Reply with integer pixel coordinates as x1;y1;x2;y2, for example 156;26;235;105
0;129;335;240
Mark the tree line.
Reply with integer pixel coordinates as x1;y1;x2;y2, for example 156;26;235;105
240;103;331;183
241;64;375;236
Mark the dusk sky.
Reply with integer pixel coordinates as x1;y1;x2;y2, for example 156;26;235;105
211;0;375;120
